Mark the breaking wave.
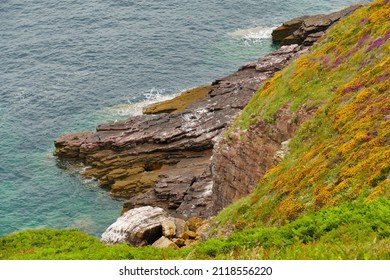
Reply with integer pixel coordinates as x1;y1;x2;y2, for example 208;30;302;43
229;26;275;41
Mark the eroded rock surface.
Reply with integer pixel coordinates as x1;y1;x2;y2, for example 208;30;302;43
212;105;318;212
101;206;207;248
54;6;360;222
54;44;308;219
272;4;366;46
101;206;167;246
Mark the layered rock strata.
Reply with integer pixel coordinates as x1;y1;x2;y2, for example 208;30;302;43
272;3;366;46
54;44;307;219
54;6;360;222
211;105;318;212
101;206;168;246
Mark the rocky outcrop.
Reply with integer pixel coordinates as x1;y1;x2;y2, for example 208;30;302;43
54;44;308;219
101;206;168;246
101;206;208;248
272;3;366;46
54;6;360;227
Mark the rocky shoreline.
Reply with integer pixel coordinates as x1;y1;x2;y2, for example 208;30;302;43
54;4;365;247
54;44;308;219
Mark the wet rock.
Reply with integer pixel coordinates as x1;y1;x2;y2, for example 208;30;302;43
271;16;309;44
143;85;212;114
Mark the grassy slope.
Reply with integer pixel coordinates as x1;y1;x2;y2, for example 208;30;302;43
218;0;389;228
0;229;190;260
1;0;389;260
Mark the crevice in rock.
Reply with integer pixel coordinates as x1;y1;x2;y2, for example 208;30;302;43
143;225;163;245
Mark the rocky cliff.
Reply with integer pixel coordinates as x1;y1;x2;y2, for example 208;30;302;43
53;4;367;239
211;0;389;234
54;43;310;219
271;3;366;46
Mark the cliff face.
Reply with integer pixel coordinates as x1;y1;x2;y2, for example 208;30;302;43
54;44;307;219
1;1;387;259
212;103;317;212
211;0;389;233
53;3;369;223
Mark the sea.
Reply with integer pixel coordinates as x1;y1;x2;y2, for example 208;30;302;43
0;0;364;238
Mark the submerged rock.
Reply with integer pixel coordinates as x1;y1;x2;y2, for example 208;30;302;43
143;85;212;114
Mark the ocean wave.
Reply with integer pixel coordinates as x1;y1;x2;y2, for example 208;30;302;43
102;88;183;117
229;26;275;41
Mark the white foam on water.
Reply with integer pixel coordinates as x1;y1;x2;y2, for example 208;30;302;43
102;87;181;117
229;26;275;41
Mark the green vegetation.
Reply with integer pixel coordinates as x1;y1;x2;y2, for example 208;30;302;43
1;0;388;260
193;199;390;259
218;0;389;228
0;229;190;260
1;199;388;259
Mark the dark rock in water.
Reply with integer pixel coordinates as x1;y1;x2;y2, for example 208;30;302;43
272;4;367;46
271;16;310;44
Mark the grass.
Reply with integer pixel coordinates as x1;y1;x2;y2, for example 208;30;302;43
0;229;190;260
193;199;390;259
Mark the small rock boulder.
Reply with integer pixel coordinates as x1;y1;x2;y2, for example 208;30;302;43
101;206;168;246
152;236;179;249
172;218;188;237
161;218;176;238
187;217;204;232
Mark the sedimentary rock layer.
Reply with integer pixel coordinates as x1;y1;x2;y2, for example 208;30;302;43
54;5;360;220
272;3;366;46
54;44;307;218
211;104;318;212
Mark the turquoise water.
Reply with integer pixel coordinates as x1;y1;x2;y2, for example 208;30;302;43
0;0;364;237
